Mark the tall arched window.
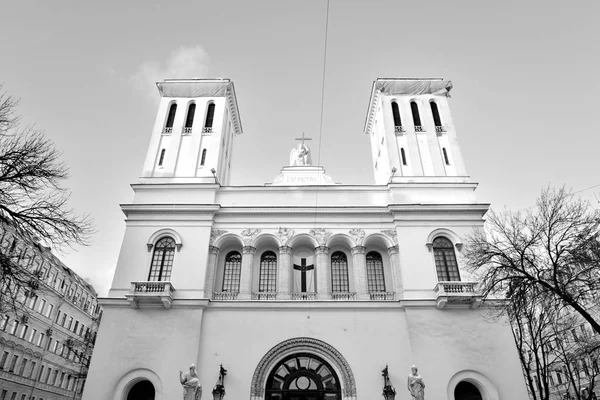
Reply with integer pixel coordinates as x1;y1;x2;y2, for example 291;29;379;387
331;251;349;293
165;103;177;128
430;101;442;127
200;149;207;166
391;101;402;127
433;237;460;281
259;251;277;292
204;103;215;131
410;101;422;128
185;103;196;128
366;251;385;292
401;148;407;166
222;251;242;292
443;148;450;165
148;237;176;281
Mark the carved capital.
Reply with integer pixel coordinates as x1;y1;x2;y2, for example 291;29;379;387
425;243;433;252
277;227;295;246
387;245;399;256
455;243;463;252
210;229;228;245
278;245;292;255
176;243;182;252
209;245;220;255
241;228;262;246
351;246;366;255
242;246;256;255
309;228;332;247
315;246;329;255
381;229;398;245
146;243;153;252
349;228;365;246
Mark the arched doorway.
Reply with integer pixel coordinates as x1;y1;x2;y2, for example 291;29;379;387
266;353;342;400
455;381;483;400
127;380;155;400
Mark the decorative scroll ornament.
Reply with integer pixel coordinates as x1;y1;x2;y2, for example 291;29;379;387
349;229;365;246
241;228;262;246
381;229;398;244
210;229;228;245
309;228;332;246
277;227;295;246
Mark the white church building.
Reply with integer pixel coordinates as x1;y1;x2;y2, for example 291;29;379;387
83;78;529;400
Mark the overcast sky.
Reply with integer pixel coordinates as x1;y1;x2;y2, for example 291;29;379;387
1;0;598;296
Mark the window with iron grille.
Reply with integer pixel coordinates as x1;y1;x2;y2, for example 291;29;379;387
259;251;277;292
147;237;176;281
222;251;241;292
331;251;349;293
433;237;460;281
366;251;386;292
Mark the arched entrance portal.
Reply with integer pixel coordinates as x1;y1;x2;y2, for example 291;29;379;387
266;353;341;400
127;380;155;400
454;381;483;400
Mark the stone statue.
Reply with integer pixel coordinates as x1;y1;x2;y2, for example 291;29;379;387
407;365;425;400
180;364;202;400
289;143;311;166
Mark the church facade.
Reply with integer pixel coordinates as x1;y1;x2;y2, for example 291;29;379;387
83;78;529;400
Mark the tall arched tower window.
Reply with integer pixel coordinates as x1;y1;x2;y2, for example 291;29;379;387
331;251;349;293
430;101;442;127
185;103;196;128
222;251;242;292
204;103;215;132
148;237;176;281
366;251;385;292
410;101;422;129
165;103;177;128
259;251;277;292
391;101;402;127
433;237;460;281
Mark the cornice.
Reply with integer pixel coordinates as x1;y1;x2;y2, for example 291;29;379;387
120;204;220;217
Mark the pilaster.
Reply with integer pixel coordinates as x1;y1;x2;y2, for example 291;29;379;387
204;245;220;299
351;246;368;300
387;245;403;295
315;246;330;300
278;246;292;300
239;246;256;300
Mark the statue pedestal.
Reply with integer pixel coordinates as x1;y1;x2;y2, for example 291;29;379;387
268;166;339;186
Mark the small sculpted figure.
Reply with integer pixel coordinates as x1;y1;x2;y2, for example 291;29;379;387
180;364;202;400
289;143;311;166
407;365;425;400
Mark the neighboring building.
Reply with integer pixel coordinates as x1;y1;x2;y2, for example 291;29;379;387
84;78;530;400
0;221;102;400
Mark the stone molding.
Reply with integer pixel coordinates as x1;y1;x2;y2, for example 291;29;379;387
310;228;332;246
315;246;329;255
210;229;227;245
276;227;295;246
351;246;366;255
349;228;365;246
241;228;262;246
381;229;398;245
387;245;399;256
250;337;357;398
242;246;256;255
278;245;292;255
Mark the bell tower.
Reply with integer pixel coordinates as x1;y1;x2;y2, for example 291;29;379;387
364;78;469;184
140;79;242;185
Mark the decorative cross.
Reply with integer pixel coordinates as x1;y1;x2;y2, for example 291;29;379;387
295;132;312;146
293;258;314;292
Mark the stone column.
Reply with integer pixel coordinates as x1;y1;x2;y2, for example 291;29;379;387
278;246;292;299
239;246;256;300
204;245;220;299
315;246;330;299
351;246;368;300
387;245;403;295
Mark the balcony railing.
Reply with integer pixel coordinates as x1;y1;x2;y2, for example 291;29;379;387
126;281;175;309
213;292;239;301
182;127;193;134
331;292;356;300
292;292;317;300
434;281;481;309
414;126;425;132
369;292;396;300
435;126;447;134
162;127;173;134
202;127;213;133
252;292;277;300
394;126;406;135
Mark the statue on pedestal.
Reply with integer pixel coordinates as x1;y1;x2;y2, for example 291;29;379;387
180;364;202;400
407;365;425;400
289;133;312;166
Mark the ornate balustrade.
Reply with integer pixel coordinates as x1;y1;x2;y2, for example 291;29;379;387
331;292;356;300
202;127;213;133
292;292;317;300
213;292;239;301
434;281;481;309
252;292;277;300
126;281;175;309
435;126;447;134
414;126;425;132
394;126;406;135
182;127;193;134
369;292;396;301
162;127;173;134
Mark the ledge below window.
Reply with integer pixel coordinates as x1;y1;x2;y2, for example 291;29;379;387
434;281;481;309
126;281;175;309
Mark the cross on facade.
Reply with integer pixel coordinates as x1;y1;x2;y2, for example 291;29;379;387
295;132;312;146
293;258;314;292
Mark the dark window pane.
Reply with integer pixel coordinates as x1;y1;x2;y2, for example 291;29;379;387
166;104;177;128
205;103;215;128
392;101;402;126
259;251;277;292
430;101;442;127
410;102;421;126
433;237;460;281
148;237;176;281
331;252;349;293
366;252;385;292
223;251;241;292
185;103;196;128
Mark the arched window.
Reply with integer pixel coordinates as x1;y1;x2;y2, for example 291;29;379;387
165;103;177;128
222;251;242;292
331;251;349;293
185;103;196;128
204;103;215;130
391;101;402;127
410;101;422;128
366;251;385;292
454;381;483;400
443;148;450;165
433;237;460;281
127;380;155;400
401;148;407;165
200;149;207;166
148;237;175;281
430;101;442;127
259;251;277;292
158;149;166;166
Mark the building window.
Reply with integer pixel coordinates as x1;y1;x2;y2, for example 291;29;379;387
200;149;207;166
401;148;407;165
331;251;349;293
430;101;442;127
391;101;402;127
366;251;386;292
165;103;177;128
8;355;18;372
222;251;242;292
410;101;422;127
443;148;450;165
148;237;176;281
204;103;215;129
0;351;8;369
185;103;196;128
433;237;460;281
158;149;166;167
259;251;277;292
